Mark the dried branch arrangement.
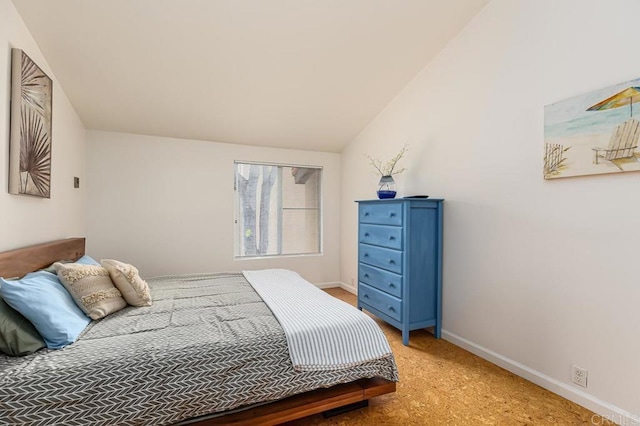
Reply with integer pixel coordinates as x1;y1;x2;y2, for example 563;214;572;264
366;144;408;176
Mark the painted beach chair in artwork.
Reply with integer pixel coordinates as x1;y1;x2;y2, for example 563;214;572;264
592;118;640;164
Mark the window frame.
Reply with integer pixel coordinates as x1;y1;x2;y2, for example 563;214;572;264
233;160;323;260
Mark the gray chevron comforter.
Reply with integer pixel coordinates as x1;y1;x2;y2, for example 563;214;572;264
0;272;398;425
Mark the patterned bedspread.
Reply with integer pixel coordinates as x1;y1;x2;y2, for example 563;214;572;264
0;273;398;426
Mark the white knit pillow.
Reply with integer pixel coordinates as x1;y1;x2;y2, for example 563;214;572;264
54;263;127;320
101;259;152;307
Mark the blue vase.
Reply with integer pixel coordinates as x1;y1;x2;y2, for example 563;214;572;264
377;175;397;199
377;190;397;199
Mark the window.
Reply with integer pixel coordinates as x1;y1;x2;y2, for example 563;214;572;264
234;162;322;258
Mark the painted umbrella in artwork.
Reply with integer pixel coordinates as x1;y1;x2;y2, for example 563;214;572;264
586;86;640;117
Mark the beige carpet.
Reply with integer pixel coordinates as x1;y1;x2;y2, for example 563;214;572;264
286;288;605;425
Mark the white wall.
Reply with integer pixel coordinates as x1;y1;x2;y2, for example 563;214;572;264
341;0;640;420
0;0;85;252
86;131;341;285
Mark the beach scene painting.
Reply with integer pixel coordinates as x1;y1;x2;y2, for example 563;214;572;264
544;77;640;179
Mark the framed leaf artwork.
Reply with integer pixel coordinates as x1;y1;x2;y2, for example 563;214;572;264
9;49;52;198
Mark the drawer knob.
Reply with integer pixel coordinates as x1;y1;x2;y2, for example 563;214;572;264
389;259;395;264
364;273;369;278
364;232;370;237
389;236;395;240
363;294;369;299
389;212;395;217
364;212;370;216
388;305;395;312
388;282;395;288
364;253;369;258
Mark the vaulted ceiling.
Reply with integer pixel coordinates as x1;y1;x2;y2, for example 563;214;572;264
11;0;488;152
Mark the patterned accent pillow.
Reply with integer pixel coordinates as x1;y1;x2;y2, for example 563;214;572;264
101;259;152;307
54;263;127;320
42;255;101;274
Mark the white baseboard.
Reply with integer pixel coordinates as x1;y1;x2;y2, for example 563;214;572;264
315;281;357;295
337;281;357;294
314;281;340;289
442;330;637;425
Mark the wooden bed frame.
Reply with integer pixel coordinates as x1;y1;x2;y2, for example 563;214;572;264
0;237;86;278
0;238;396;426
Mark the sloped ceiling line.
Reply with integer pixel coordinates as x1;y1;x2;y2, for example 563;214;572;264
11;0;488;152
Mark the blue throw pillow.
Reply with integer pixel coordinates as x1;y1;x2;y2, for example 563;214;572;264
0;271;91;349
75;255;100;266
41;254;101;273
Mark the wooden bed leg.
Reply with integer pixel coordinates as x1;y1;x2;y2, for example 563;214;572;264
322;400;369;418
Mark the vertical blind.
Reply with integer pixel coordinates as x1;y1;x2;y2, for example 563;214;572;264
235;162;322;258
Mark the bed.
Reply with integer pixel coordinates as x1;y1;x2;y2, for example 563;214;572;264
0;238;397;425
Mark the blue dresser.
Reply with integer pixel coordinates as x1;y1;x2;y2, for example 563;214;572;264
356;199;443;345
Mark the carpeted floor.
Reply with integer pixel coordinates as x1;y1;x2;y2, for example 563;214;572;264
286;288;604;425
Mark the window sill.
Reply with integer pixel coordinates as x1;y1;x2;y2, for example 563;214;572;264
234;252;323;261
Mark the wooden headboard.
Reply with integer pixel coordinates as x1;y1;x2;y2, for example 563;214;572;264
0;238;85;279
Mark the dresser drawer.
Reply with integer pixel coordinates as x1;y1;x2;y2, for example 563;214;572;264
359;202;402;226
359;244;402;274
359;263;402;298
359;283;402;322
359;224;402;250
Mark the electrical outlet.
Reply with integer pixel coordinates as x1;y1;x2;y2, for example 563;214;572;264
572;365;588;388
73;177;80;188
